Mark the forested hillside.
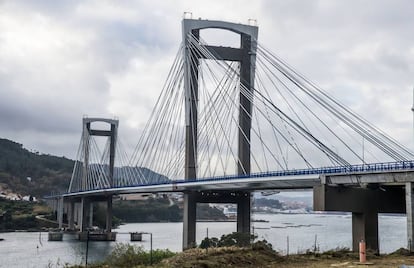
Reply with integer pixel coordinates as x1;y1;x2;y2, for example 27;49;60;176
0;138;73;197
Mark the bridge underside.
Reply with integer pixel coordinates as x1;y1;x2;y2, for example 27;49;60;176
54;169;414;252
62;195;114;236
183;190;251;249
314;170;414;253
314;184;405;252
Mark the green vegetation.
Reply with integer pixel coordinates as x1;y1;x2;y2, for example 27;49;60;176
162;245;280;268
253;198;283;209
196;203;227;220
67;243;414;268
199;232;256;248
69;243;175;268
110;198;226;223
112;198;181;222
0;138;73;197
0;198;54;230
0;138;228;229
105;244;175;267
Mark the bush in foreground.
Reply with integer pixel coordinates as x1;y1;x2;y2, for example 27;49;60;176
104;243;175;267
199;232;257;248
67;243;175;268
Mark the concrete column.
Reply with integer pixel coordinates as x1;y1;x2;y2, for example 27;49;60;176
406;182;414;251
352;212;378;254
89;202;94;227
74;202;80;228
106;197;113;232
237;33;253;177
80;197;90;232
68;201;75;230
183;28;199;250
183;192;197;249
237;192;251;233
57;197;64;229
235;34;254;237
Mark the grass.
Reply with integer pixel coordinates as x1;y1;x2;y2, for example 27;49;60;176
65;240;414;268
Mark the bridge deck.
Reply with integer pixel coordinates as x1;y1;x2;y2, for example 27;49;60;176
56;160;414;199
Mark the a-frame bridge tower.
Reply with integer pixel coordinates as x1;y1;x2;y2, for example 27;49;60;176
182;18;258;248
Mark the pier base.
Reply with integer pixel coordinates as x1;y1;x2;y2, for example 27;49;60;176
77;231;116;241
130;232;143;241
48;232;63;241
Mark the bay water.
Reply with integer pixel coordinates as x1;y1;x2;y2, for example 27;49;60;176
0;213;406;267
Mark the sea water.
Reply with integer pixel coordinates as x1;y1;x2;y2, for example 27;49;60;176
0;213;407;267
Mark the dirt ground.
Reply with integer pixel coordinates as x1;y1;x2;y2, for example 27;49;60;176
270;254;414;267
160;247;414;268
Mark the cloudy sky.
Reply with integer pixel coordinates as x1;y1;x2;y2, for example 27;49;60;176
1;0;414;160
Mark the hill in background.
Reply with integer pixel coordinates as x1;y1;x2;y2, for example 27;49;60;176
0;138;170;198
0;138;73;197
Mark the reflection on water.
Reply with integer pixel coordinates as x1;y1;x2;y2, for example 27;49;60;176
0;213;407;267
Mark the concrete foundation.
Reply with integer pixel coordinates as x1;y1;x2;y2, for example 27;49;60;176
48;232;63;241
77;231;116;241
130;232;143;241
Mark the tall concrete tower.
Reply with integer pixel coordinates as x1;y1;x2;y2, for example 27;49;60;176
182;18;258;249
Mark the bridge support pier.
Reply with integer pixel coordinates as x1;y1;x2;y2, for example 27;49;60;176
105;196;113;232
406;182;414;251
314;184;405;254
183;193;197;249
80;197;91;232
352;212;378;253
68;201;75;230
57;197;64;229
182;191;252;249
237;193;251;233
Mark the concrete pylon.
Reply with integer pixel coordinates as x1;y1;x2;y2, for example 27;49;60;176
68;201;75;230
57;197;64;229
79;118;118;233
406;182;414;251
182;18;258;249
79;197;89;232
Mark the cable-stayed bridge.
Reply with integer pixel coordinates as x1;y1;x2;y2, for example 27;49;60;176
51;18;414;253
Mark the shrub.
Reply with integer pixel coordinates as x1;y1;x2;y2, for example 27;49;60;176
218;232;255;247
252;239;273;252
199;232;257;249
199;237;220;249
105;243;175;267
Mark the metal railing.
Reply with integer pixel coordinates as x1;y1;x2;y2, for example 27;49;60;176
46;160;414;198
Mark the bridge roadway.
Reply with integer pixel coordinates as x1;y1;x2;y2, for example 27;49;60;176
61;160;414;198
53;160;414;254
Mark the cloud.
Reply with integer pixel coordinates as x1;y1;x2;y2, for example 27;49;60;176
0;0;413;166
